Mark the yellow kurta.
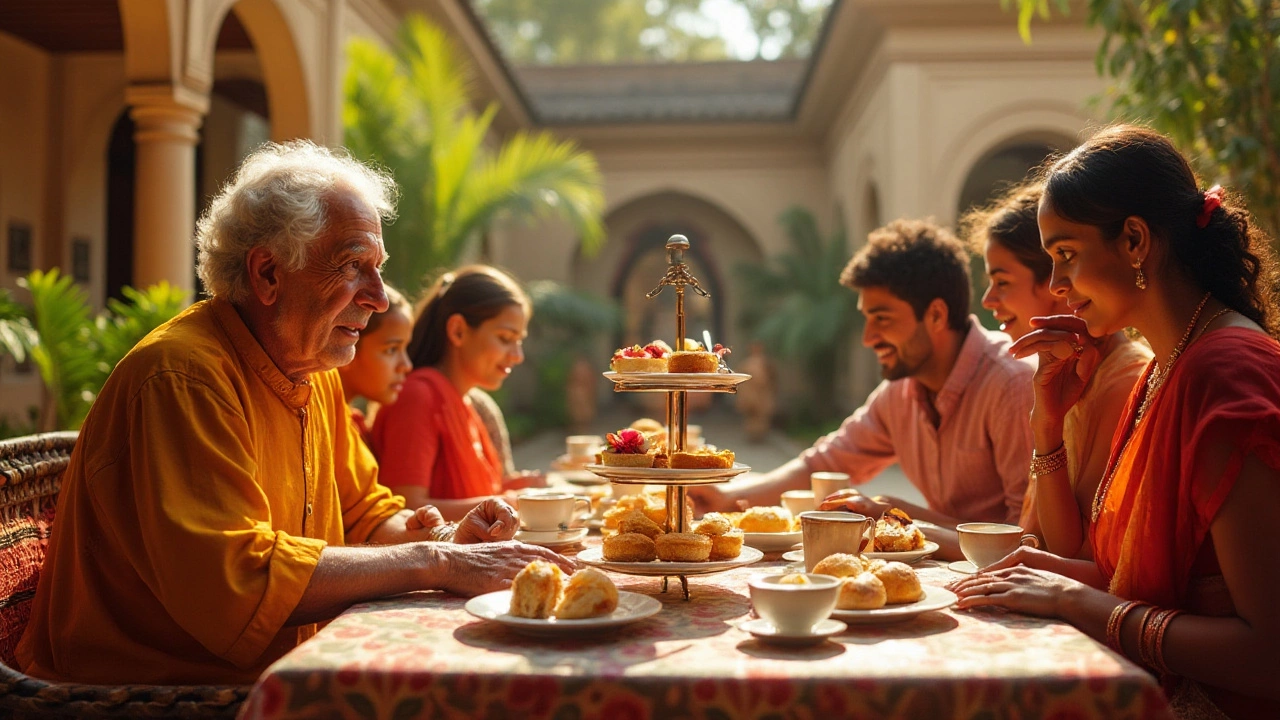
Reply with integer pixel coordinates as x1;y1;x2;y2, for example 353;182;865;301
15;298;405;685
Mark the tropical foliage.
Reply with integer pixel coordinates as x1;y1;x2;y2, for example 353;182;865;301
736;206;859;422
0;288;35;365
1006;0;1280;232
13;270;187;431
471;0;834;63
343;15;606;296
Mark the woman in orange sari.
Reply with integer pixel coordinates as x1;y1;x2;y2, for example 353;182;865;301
371;266;544;519
949;125;1280;719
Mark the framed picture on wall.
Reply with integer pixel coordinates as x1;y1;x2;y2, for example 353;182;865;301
7;222;32;274
72;238;92;284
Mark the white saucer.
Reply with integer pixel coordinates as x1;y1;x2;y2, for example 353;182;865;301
739;618;846;646
781;550;805;564
515;527;588;548
741;531;803;553
948;560;979;574
465;590;662;637
864;540;941;564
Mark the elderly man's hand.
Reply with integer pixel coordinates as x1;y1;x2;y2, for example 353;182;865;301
404;505;447;532
433;541;577;597
454;498;518;544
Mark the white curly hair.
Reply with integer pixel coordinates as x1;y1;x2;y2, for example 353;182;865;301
195;140;398;302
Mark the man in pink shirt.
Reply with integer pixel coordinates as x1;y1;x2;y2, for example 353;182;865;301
691;219;1034;560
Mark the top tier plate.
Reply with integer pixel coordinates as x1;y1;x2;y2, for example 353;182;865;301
603;371;751;392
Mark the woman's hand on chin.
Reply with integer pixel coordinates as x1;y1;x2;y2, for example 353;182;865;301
1011;315;1103;423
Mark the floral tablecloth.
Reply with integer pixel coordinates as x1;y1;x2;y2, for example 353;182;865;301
240;549;1172;720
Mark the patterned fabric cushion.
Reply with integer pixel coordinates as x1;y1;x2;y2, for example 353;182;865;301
0;502;53;668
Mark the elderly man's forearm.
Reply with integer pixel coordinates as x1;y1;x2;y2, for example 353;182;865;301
286;543;441;625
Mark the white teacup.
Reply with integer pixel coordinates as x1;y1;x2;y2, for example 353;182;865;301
956;522;1040;568
748;573;841;635
780;490;816;516
566;435;603;461
810;472;852;502
799;511;874;572
517;492;590;531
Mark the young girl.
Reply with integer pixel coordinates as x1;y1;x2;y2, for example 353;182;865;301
963;181;1150;558
951;125;1280;718
337;284;413;445
371;265;543;519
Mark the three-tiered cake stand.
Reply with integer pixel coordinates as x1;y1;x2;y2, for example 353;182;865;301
580;234;760;600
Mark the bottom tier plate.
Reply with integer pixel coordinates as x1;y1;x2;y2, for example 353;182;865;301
577;546;763;576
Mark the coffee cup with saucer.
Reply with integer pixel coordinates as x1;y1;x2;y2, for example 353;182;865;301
745;573;845;646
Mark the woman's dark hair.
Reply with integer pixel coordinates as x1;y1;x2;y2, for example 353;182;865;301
1043;124;1279;337
359;283;411;338
961;181;1051;284
406;265;532;368
841;218;971;331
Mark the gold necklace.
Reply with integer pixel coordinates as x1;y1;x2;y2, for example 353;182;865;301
1092;294;1212;522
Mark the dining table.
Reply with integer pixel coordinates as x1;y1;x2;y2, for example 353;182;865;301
239;536;1173;720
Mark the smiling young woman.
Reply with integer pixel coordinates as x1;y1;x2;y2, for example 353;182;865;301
370;265;545;519
962;182;1150;559
951;125;1280;719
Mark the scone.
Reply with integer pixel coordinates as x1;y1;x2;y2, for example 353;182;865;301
695;512;734;536
708;529;743;560
554;568;619;619
669;448;735;469
508;560;565;619
875;508;926;552
873;561;923;604
811;552;864;578
618;510;664;539
655;532;712;562
603;532;658;562
837;572;887;610
738;506;793;533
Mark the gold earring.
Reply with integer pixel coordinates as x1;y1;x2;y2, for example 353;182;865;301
1134;263;1147;290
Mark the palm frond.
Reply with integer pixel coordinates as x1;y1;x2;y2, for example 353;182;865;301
20;269;98;429
97;282;188;372
0;289;35;363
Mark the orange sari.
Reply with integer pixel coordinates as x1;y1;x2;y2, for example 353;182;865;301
1091;329;1280;718
371;368;502;499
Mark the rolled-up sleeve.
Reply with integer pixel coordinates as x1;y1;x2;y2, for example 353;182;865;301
800;380;898;485
90;373;325;670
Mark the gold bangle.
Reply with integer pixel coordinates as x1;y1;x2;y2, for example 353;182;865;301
1030;443;1069;478
1106;600;1144;655
428;521;458;543
1151;609;1183;675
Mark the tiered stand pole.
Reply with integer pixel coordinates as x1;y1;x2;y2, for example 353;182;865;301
647;234;710;599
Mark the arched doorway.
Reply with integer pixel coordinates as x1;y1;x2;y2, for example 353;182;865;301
105;111;136;302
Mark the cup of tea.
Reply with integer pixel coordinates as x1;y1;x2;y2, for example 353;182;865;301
780;489;816;516
748;573;841;635
799;511;874;572
686;424;704;449
517;492;591;531
956;522;1040;568
565;435;604;462
810;472;852;502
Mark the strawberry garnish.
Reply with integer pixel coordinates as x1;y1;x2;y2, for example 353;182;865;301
712;343;731;358
606;429;648;454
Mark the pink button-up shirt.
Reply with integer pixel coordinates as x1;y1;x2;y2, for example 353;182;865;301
802;317;1035;524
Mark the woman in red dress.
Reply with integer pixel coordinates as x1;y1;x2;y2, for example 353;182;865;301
950;125;1280;718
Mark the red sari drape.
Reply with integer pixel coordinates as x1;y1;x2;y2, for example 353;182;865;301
371;367;502;499
1091;328;1280;609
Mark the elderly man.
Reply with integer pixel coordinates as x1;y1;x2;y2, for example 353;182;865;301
691;219;1035;560
16;141;573;686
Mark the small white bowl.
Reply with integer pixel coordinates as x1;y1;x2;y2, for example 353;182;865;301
748;573;841;636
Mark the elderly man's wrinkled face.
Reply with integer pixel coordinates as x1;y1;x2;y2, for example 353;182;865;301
273;189;389;379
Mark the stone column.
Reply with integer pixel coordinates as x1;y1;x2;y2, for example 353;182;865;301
126;83;208;295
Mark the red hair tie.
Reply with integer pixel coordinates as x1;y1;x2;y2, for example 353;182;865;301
1196;185;1224;228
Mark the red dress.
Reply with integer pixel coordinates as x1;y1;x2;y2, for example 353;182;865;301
370;368;502;499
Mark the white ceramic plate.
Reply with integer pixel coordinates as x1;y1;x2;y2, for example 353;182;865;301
863;541;941;564
464;590;662;637
549;469;610;486
780;541;940;566
584;462;750;484
829;585;957;625
577;545;763;576
603;371;751;391
741;531;803;553
514;527;589;548
739;618;846;646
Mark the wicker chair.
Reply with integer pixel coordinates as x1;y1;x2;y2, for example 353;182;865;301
0;433;249;719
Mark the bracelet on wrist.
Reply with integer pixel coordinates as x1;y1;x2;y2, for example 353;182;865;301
1029;443;1069;478
428;521;458;543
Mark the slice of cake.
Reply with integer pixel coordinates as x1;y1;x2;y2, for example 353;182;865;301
610;340;671;372
666;340;731;373
669;447;735;469
599;429;654;467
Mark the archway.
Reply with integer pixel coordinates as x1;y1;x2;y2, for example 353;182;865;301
105;111;136;301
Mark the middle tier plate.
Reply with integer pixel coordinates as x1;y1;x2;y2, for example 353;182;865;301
578;546;764;576
603;371;751;392
584;462;750;485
